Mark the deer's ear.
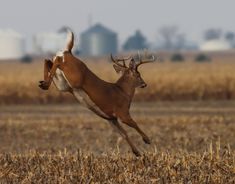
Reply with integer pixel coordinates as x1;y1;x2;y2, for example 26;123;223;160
113;64;126;74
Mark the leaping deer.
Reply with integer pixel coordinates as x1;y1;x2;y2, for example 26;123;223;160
39;30;155;156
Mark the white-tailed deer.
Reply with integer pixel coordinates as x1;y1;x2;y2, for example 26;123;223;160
39;30;155;156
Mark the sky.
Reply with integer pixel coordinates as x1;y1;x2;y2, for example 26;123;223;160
0;0;234;51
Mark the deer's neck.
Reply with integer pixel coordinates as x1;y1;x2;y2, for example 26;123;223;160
116;76;135;100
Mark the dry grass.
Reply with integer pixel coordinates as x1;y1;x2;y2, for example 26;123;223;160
0;52;235;104
0;150;234;183
0;102;235;183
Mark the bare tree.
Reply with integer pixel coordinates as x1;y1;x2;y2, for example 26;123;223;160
204;28;221;41
225;31;235;48
225;32;235;40
158;26;178;50
175;33;186;50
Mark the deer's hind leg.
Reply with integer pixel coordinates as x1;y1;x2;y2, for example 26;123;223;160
39;59;53;90
39;57;62;90
44;59;53;81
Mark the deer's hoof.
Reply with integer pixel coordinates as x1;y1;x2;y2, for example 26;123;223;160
133;149;141;157
143;137;151;144
38;81;49;90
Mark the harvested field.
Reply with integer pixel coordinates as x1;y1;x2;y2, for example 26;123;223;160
0;102;235;183
0;150;234;183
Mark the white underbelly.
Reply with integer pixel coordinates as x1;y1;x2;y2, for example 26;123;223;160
53;69;71;91
73;89;111;119
53;69;112;119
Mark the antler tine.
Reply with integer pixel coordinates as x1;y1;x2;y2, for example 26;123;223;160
122;55;132;61
136;53;156;68
138;50;141;61
111;54;123;67
110;54;131;68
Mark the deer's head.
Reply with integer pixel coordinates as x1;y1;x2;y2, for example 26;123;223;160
111;53;155;88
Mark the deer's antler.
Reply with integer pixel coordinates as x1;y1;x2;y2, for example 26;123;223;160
135;51;156;69
111;54;131;68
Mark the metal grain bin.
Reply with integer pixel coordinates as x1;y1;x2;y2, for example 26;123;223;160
80;24;117;57
0;29;25;60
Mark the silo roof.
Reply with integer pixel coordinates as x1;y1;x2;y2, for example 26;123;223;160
81;23;116;36
0;29;23;39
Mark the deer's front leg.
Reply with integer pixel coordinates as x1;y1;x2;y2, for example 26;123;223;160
118;111;151;144
39;57;62;90
109;119;141;157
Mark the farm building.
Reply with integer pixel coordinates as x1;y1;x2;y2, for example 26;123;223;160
0;29;25;60
200;39;232;51
33;32;68;55
80;23;117;56
123;30;148;51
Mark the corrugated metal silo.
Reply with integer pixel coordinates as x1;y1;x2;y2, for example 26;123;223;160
80;23;117;56
0;29;25;60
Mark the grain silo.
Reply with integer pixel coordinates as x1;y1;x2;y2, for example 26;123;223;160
80;23;117;56
33;32;67;55
0;29;25;60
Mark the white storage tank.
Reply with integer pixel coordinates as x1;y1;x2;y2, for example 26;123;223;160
0;29;25;60
200;39;232;51
33;32;67;55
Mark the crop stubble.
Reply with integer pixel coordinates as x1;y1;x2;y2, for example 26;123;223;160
0;102;235;183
